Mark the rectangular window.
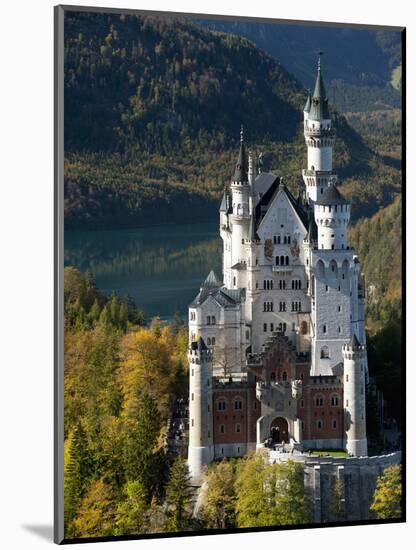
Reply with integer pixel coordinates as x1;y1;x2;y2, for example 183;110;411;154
263;323;267;332
270;323;274;332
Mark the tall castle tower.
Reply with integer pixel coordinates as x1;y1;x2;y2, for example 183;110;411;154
303;54;337;202
188;338;213;481
342;335;368;456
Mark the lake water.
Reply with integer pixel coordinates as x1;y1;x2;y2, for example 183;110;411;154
64;222;222;320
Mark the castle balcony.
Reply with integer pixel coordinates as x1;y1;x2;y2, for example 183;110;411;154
302;169;333;176
304;127;335;138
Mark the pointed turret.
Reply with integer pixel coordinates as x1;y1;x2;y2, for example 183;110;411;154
202;270;221;289
232;125;248;183
309;54;330;120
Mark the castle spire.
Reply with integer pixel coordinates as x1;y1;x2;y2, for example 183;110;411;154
232;125;248;183
309;52;330;119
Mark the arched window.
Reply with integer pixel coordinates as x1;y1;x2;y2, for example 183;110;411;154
321;346;329;358
315;395;324;407
212;337;216;346
212;316;216;325
235;423;241;433
207;316;211;325
234;398;243;410
285;256;289;265
270;372;276;382
332;419;337;429
277;235;281;244
280;255;284;265
323;325;327;334
219;424;225;434
207;337;211;345
317;259;325;278
282;371;288;382
276;256;280;266
317;420;323;430
217;399;227;411
331;395;339;407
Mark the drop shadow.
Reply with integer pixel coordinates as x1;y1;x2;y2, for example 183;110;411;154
21;524;53;542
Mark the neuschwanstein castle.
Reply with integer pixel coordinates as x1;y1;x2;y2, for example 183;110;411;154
187;59;368;481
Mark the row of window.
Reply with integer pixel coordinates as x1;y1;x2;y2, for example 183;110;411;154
263;279;303;290
276;255;290;266
217;398;243;411
219;423;241;434
273;235;292;245
312;395;340;407
262;301;302;313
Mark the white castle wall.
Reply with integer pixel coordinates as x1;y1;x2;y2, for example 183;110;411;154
315;202;350;250
310;250;355;375
343;342;368;457
188;346;214;481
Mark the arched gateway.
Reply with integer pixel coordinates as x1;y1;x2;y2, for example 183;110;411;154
270;417;289;444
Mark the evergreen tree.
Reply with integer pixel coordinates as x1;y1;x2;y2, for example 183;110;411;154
331;477;346;521
64;422;93;535
370;465;402;519
98;303;112;327
88;298;101;324
165;457;193;532
119;302;128;332
123;392;161;493
109;294;120;327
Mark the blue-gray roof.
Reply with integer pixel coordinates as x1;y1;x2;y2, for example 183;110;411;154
315;184;348;206
308;65;330;120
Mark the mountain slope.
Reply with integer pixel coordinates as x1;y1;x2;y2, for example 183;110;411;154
195;19;402;112
64;11;401;230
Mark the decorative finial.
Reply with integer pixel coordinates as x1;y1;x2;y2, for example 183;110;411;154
240;124;244;143
315;50;324;70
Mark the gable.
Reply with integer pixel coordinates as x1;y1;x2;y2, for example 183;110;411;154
257;188;308;242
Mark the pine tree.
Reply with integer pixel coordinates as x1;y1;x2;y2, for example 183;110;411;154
370;464;402;519
109;294;120;327
331;477;346;521
98;303;111;327
64;422;93;535
165;457;193;532
123;392;161;493
89;298;101;324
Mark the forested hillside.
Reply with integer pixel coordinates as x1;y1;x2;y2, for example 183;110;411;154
349;196;402;425
196;19;402;112
64;12;401;230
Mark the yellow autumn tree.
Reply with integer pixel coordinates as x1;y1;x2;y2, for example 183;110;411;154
73;478;117;538
370;464;402;520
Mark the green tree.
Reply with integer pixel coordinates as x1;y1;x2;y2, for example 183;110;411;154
115;480;148;535
165;457;193;532
123;392;161;493
202;460;236;529
235;453;311;528
370;465;402;519
331;477;346;521
64;422;93;535
88;298;101;324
